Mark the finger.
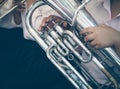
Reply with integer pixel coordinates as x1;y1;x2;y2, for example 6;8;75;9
80;27;95;34
90;40;97;47
16;6;26;12
38;15;63;31
48;15;63;23
38;16;56;31
84;33;95;42
62;22;68;27
47;16;63;28
50;15;62;21
94;45;100;49
90;40;101;49
53;18;62;23
38;17;48;31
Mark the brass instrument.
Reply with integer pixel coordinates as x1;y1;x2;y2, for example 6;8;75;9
0;0;26;20
26;0;120;89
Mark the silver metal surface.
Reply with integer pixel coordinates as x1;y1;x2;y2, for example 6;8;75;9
25;0;120;89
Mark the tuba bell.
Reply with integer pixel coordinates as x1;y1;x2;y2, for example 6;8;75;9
25;0;120;89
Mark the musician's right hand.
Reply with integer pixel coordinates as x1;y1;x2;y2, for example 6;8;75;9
12;0;26;12
80;24;120;49
12;0;26;25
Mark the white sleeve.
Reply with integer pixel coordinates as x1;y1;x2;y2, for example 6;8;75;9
0;0;21;29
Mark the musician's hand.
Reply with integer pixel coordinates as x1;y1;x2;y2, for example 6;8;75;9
12;0;26;12
12;0;26;25
38;15;68;31
80;24;120;49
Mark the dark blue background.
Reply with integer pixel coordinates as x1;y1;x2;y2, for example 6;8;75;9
0;27;75;89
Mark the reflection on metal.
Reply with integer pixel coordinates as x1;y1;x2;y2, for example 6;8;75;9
26;0;120;89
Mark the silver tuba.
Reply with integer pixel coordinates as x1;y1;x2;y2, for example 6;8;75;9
25;0;120;89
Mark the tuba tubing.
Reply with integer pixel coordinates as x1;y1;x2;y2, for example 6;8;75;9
42;0;120;81
26;1;93;89
26;0;120;89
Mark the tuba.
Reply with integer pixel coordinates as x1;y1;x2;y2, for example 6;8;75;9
0;0;26;20
25;0;120;89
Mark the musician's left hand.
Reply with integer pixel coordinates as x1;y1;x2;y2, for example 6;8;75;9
80;24;120;49
12;0;26;25
38;15;68;31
